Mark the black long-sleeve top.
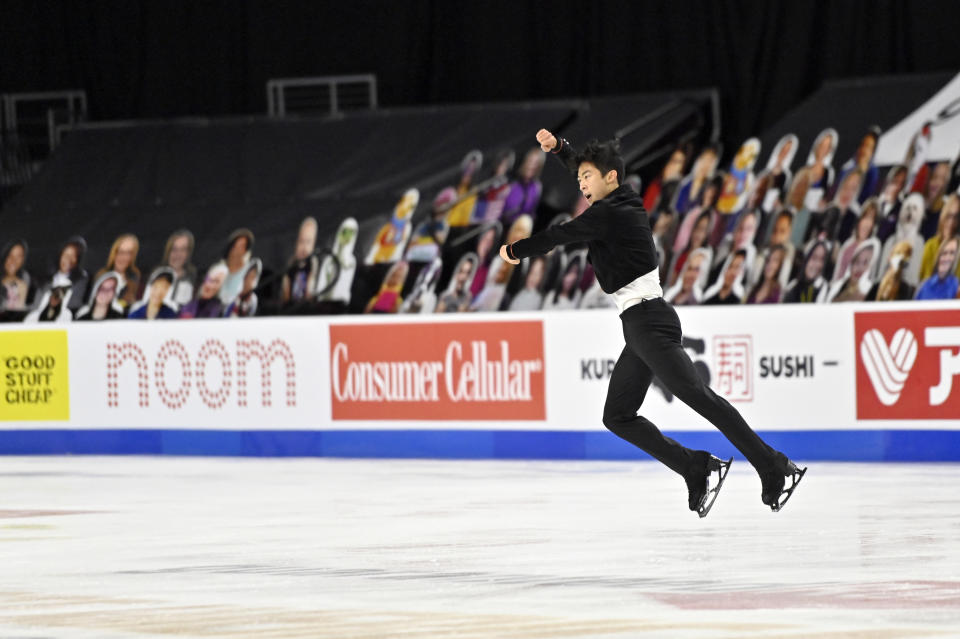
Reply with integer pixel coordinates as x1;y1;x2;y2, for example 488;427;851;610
508;139;659;294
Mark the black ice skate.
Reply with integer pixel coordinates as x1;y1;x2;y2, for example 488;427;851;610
761;454;807;512
685;454;732;519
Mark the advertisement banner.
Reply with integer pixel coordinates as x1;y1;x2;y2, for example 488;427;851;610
330;321;545;421
1;330;70;421
856;309;960;420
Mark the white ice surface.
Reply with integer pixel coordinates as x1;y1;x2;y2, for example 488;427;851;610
0;457;959;638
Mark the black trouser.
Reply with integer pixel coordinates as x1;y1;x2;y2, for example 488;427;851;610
602;297;778;477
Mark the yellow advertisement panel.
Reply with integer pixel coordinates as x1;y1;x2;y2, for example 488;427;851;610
1;330;70;421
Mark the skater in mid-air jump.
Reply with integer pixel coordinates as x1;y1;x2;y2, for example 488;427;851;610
500;129;806;517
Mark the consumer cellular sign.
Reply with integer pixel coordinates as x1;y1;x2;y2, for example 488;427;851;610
330;321;546;420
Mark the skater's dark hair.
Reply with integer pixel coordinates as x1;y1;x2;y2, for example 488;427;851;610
576;139;625;185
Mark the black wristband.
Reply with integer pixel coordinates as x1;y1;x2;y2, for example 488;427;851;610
507;243;517;260
551;137;564;154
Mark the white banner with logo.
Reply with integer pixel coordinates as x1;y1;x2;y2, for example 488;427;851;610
874;71;960;166
2;301;958;431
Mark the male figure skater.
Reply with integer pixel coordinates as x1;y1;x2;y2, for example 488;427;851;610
500;130;806;517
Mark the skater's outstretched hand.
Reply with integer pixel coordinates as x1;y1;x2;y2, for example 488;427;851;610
499;244;519;265
536;129;557;152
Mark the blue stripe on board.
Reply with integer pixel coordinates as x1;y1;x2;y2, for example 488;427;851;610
1;429;960;461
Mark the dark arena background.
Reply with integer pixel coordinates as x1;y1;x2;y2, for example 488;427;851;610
2;2;960;636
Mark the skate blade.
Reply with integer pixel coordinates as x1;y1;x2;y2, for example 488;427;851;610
770;466;807;512
697;457;733;519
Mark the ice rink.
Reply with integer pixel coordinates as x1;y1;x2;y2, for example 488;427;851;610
1;456;959;638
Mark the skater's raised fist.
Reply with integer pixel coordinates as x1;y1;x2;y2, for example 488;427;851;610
536;129;557;152
499;244;519;265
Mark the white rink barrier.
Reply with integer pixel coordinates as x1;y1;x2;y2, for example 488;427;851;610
1;300;958;460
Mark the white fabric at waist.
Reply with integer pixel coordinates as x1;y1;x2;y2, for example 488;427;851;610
611;267;663;314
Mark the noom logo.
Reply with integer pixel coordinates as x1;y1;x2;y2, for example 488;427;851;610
859;328;918;406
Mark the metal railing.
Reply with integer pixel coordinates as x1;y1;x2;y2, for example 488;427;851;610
266;74;377;118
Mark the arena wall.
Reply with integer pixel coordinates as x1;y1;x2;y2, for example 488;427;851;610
2;301;958;461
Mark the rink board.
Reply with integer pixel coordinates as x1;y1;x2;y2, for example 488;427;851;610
1;300;958;460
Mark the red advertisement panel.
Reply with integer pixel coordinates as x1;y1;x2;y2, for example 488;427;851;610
855;310;960;419
330;321;546;420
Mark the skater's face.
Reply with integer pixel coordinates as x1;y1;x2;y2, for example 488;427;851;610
577;162;618;203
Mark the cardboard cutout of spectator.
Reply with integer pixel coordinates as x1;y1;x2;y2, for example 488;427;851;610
317;217;359;308
401;256;443;314
444;150;483;227
834;197;879;284
919;194;960;282
711;208;757;278
179;264;227;319
675;174;724;252
868;241;916;302
669;210;714;288
915;236;959;300
225;259;262;318
702;249;748;305
807;170;863;245
472;150;516;223
834;126;881;204
96;234;142;310
664;247;709;305
468;222;503;299
216;228;255;305
501;148;544;226
798;128;838;212
75;271;125;320
672;144;720;216
745;244;787;304
919;161;952;240
282;217;320;306
435;253;477;313
470;255;514;312
949;146;960;194
827;238;880;303
128;267;179;319
750;209;795;290
878;192;925;286
716;138;760;219
365;260;409;314
160;230;197;306
24;273;73;323
541;250;586;311
782;240;830;304
509;255;548;311
45;236;89;315
366;188;418;265
406;189;453;262
875;164;909;244
758;134;798;214
644;145;688;215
